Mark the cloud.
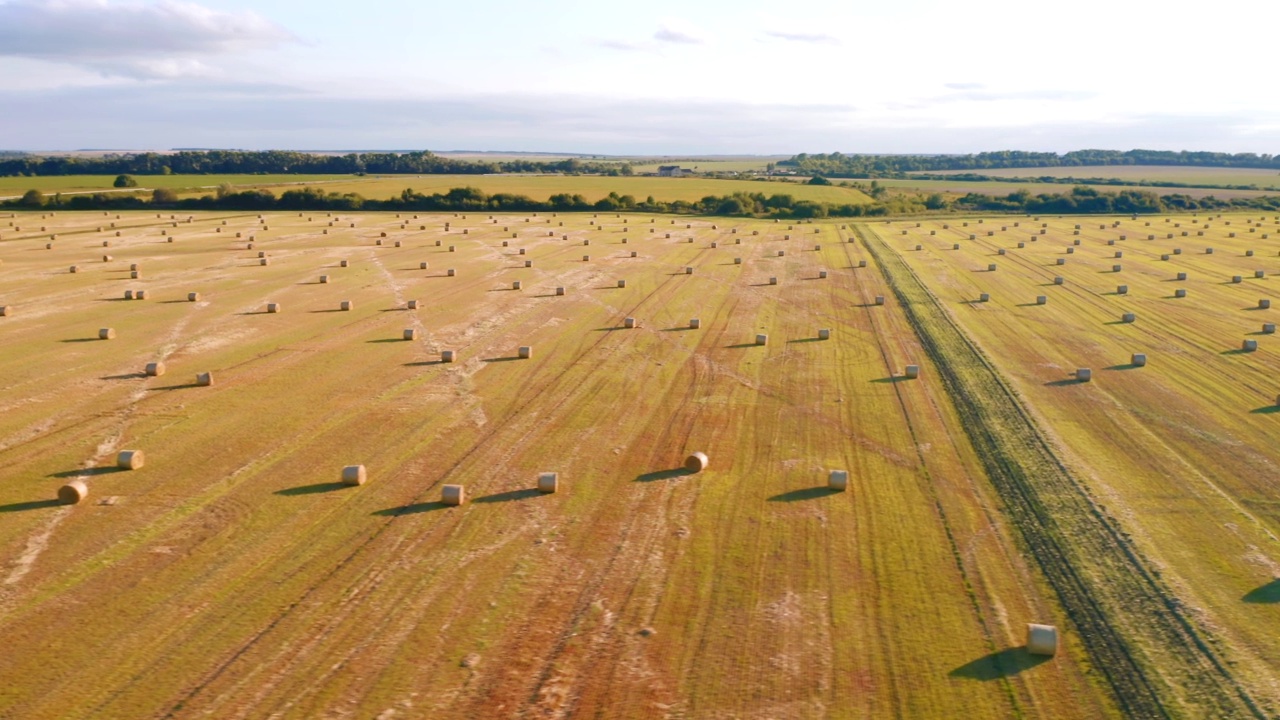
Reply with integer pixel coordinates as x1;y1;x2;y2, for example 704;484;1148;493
597;39;648;52
764;30;840;45
0;0;294;77
654;19;707;45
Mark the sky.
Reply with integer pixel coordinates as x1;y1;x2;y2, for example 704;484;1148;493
0;0;1277;155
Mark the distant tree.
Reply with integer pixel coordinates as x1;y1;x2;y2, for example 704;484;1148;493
160;166;172;175
152;188;179;204
19;189;44;206
924;193;948;210
113;174;138;188
807;175;832;186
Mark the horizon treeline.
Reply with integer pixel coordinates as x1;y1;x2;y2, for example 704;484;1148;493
8;184;1280;218
782;150;1280;176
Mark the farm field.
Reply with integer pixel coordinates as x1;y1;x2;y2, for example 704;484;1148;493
0;174;352;198
921;165;1280;189
0;210;1108;719
876;177;1278;201
872;213;1280;714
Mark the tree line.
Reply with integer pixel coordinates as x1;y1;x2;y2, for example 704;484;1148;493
8;183;1279;218
0;150;633;177
781;150;1280;176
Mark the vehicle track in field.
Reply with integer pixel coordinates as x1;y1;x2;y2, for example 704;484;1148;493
860;224;1268;719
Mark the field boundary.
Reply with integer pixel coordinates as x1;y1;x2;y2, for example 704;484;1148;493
856;223;1267;719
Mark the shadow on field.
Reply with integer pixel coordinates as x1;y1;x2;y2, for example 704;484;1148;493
724;342;761;349
60;338;101;343
1044;378;1086;387
871;376;908;384
1250;405;1280;414
309;309;345;313
1104;364;1140;371
366;338;403;344
482;356;522;363
787;338;823;344
404;360;446;367
949;648;1050;680
0;499;62;513
634;468;694;483
661;326;696;332
149;382;200;391
1220;348;1251;355
48;466;123;479
595;326;628;332
276;482;348;496
1243;579;1280;602
768;487;839;502
374;501;450;516
159;299;190;304
101;373;146;380
475;488;542;504
1015;302;1043;308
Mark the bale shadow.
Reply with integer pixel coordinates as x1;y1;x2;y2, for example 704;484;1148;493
378;308;409;313
365;338;403;344
1244;306;1268;311
534;293;559;298
98;298;130;302
1103;320;1129;326
60;338;100;343
482;356;522;363
276;482;348;496
786;338;823;344
159;299;189;304
1044;378;1086;386
149;382;200;391
724;342;761;349
48;466;123;479
949;648;1050;680
101;373;146;380
594;326;627;332
1220;348;1251;355
1244;579;1280;602
474;488;542;504
634;468;694;483
1015;302;1043;307
0;499;63;513
872;376;908;383
1104;363;1139;371
661;327;696;332
1249;405;1280;414
404;360;445;367
768;487;839;502
309;309;345;313
373;501;450;516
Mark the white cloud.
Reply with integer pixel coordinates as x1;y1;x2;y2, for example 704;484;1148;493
764;30;840;45
0;0;293;77
653;18;708;45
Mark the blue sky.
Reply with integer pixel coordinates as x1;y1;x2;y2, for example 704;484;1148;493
0;0;1276;154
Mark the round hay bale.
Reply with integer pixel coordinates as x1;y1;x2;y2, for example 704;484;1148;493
1054;277;1064;285
1261;299;1272;310
99;328;115;340
1176;272;1187;281
267;302;281;313
117;450;145;470
689;318;701;329
828;470;849;491
819;270;828;279
196;372;213;386
340;300;353;311
685;452;709;473
70;265;79;273
442;484;466;506
875;295;885;305
778;250;785;257
340;259;349;267
1233;276;1243;284
188;292;200;302
59;480;89;505
1036;296;1048;305
818;328;831;340
1027;624;1059;655
526;260;534;267
1258;270;1267;279
904;365;920;379
341;465;367;486
734;257;742;264
1115;251;1123;258
1076;368;1092;382
408;299;420;309
319;275;329;284
1056;258;1066;266
685;266;694;275
447;268;456;277
1131;353;1147;367
859;260;868;268
631;251;638;257
136;290;148;300
988;264;997;272
953;243;961;250
998;249;1006;255
618;279;627;288
442;350;457;363
420;262;429;269
1117;285;1128;294
624;317;637;329
1122;313;1136;323
755;333;768;346
145;361;166;377
1175;289;1187;298
555;287;565;296
124;290;135;300
979;293;990;302
0;306;9;317
1112;264;1122;272
403;328;419;341
769;277;778;285
518;345;532;359
537;472;559;493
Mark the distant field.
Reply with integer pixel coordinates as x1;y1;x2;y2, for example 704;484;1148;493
918;165;1280;189
876;177;1277;201
0;173;871;205
628;159;782;174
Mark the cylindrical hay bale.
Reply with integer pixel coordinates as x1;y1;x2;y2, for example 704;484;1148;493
1122;312;1136;323
319;275;330;284
1206;248;1214;254
1175;289;1187;298
525;260;534;267
1036;296;1047;305
58;479;89;505
1176;272;1187;281
519;247;527;255
1233;276;1244;284
124;290;135;300
1258;270;1267;279
435;240;442;246
618;279;627;288
1115;251;1123;258
0;306;9;317
769;277;779;285
340;260;349;267
1261;299;1272;309
1247;250;1255;257
407;299;420;309
1112;264;1122;272
1131;353;1147;367
1023;623;1056;656
998;249;1006;255
442;350;457;363
1066;247;1075;255
117;450;145;470
1056;258;1066;266
555;287;565;296
447;268;456;277
915;244;923;251
70;265;80;273
267;302;281;313
1265;323;1277;334
512;280;523;290
131;270;142;278
99;328;115;340
188;292;201;302
537;472;559;493
631;251;639;258
755;333;768;346
257;251;266;258
685;266;694;275
340;300;353;311
828;470;849;491
448;245;456;252
988;264;997;271
1076;368;1092;382
145;361;166;377
518;345;532;359
859;260;868;268
196;372;213;386
904;365;920;379
1054;277;1064;285
403;328;419;341
953;243;960;250
259;258;269;266
685;452;709;473
734;257;743;264
874;295;886;306
1117;285;1128;295
103;254;113;262
442;484;466;505
1017;242;1025;248
819;270;828;279
136;290;148;300
341;464;367;486
624;317;637;329
690;318;702;329
979;293;990;302
420;262;430;270
778;250;785;257
1161;254;1170;261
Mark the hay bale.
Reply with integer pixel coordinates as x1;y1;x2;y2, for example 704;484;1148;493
755;333;768;346
145;361;166;376
859;260;868;268
915;244;923;251
340;260;349;267
555;287;565;296
979;293;990;302
769;277;778;285
1054;277;1064;285
1066;247;1075;254
442;484;466;505
1027;624;1059;656
340;300;353;311
618;279;627;288
1233;276;1243;284
403;328;419;341
525;260;533;267
0;305;9;317
1018;242;1025;249
1115;251;1123;258
447;268;456;277
998;249;1006;255
58;480;89;505
988;264;997;271
136;290;148;300
778;250;786;257
1261;299;1272;310
1161;254;1170;261
875;295;885;305
690;318;701;329
954;243;961;250
631;251;638;257
1122;312;1136;323
407;299;420;310
1175;289;1187;298
1247;250;1255;257
132;270;142;278
819;270;828;279
1264;323;1276;334
70;265;79;273
624;317;637;329
449;245;456;252
117;450;145;470
1131;353;1147;366
124;290;135;300
818;328;831;340
1176;272;1187;281
1076;368;1092;382
1173;248;1181;255
196;372;213;386
734;257;743;264
267;302;281;313
1036;296;1048;305
1243;339;1258;352
537;472;559;493
685;452;709;473
1258;270;1267;279
319;275;330;284
99;328;115;340
1206;248;1214;254
1056;258;1066;266
1112;264;1122;272
442;349;457;363
828;470;849;491
518;345;532;359
342;465;367;486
